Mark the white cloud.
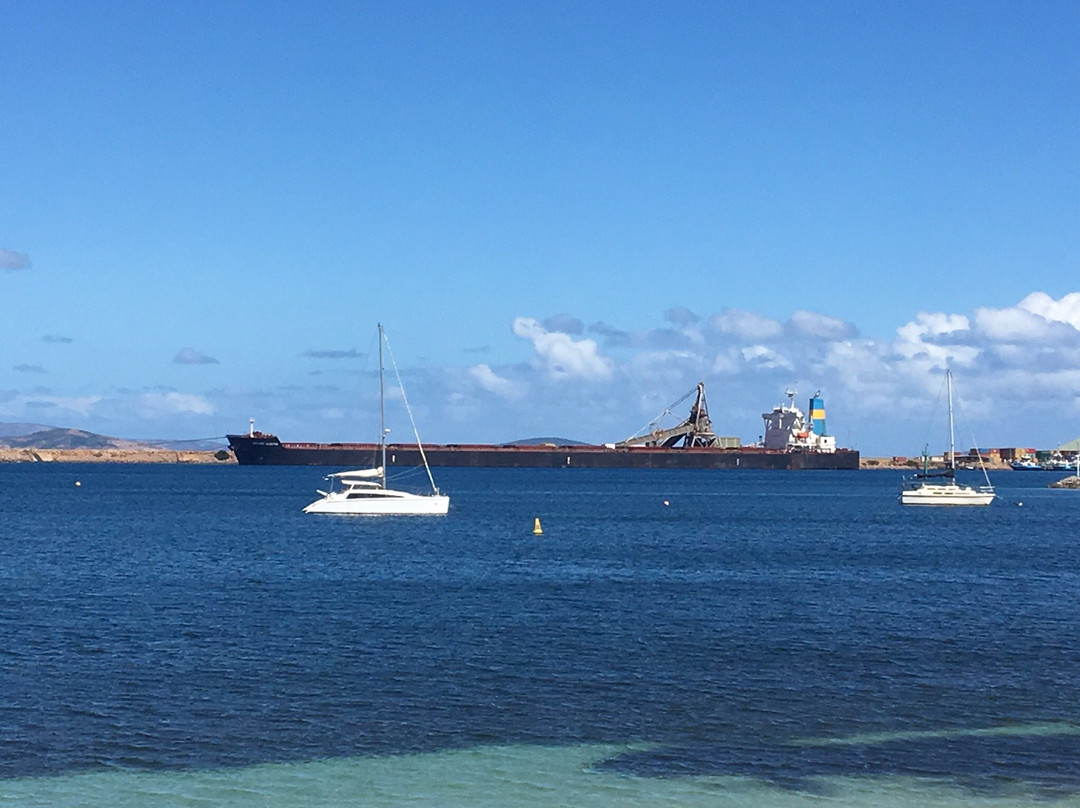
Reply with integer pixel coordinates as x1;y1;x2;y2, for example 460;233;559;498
135;392;214;417
542;314;584;335
788;310;856;340
512;317;613;381
972;293;1080;345
894;312;978;365
469;363;527;400
0;248;31;270
0;393;102;419
303;348;363;360
174;348;220;365
679;326;706;345
712;348;742;374
896;311;970;344
741;345;794;370
624;350;706;391
709;309;783;341
665;306;699;327
1018;291;1080;329
973;306;1060;342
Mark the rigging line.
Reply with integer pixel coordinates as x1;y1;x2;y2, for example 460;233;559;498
381;329;439;494
388;465;425;483
950;379;995;488
626;386;697;440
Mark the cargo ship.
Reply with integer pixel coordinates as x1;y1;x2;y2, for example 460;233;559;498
227;384;858;470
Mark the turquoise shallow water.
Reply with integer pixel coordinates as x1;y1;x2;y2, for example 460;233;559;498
2;465;1079;804
7;737;1080;808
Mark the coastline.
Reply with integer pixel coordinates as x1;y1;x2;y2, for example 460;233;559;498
860;456;1011;471
0;448;235;464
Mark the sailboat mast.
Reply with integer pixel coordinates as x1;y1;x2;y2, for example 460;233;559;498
378;323;386;486
947;368;956;471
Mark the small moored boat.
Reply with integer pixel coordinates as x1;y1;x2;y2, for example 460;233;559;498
303;468;449;515
900;370;995;507
303;324;449;516
1009;458;1042;471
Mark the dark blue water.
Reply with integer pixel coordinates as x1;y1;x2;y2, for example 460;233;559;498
2;465;1079;796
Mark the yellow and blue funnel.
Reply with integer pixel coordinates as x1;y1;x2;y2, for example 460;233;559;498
810;393;826;436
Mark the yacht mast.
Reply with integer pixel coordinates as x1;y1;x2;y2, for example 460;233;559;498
947;368;956;472
378;322;386;488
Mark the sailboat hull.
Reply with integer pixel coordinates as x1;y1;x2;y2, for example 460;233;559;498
303;489;450;515
899;483;995;506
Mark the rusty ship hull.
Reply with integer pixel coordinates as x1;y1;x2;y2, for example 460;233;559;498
228;384;859;470
227;433;859;470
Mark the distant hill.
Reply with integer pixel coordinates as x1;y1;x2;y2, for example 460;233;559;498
0;425;227;452
502;436;590;446
0;422;55;439
0;428;136;450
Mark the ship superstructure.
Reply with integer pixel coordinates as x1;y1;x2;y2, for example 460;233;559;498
761;391;837;453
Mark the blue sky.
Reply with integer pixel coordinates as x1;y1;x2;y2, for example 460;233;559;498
3;1;1079;456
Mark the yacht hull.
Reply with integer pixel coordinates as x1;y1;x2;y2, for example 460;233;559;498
303;490;450;515
900;483;995;506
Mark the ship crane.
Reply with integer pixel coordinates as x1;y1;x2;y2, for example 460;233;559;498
616;382;722;449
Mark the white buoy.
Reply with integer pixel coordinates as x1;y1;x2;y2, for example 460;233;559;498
663;500;670;506
75;481;81;487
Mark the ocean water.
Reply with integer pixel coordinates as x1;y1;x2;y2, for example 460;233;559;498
2;464;1079;806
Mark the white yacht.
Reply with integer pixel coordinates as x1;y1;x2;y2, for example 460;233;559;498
303;468;449;515
899;468;996;506
900;370;995;507
303;324;449;516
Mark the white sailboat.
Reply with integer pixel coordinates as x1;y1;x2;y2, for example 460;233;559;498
303;324;450;516
900;369;995;506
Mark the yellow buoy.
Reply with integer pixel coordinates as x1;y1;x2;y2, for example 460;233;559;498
533;517;543;535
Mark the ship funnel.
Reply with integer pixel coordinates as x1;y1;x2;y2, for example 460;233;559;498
810;392;827;436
